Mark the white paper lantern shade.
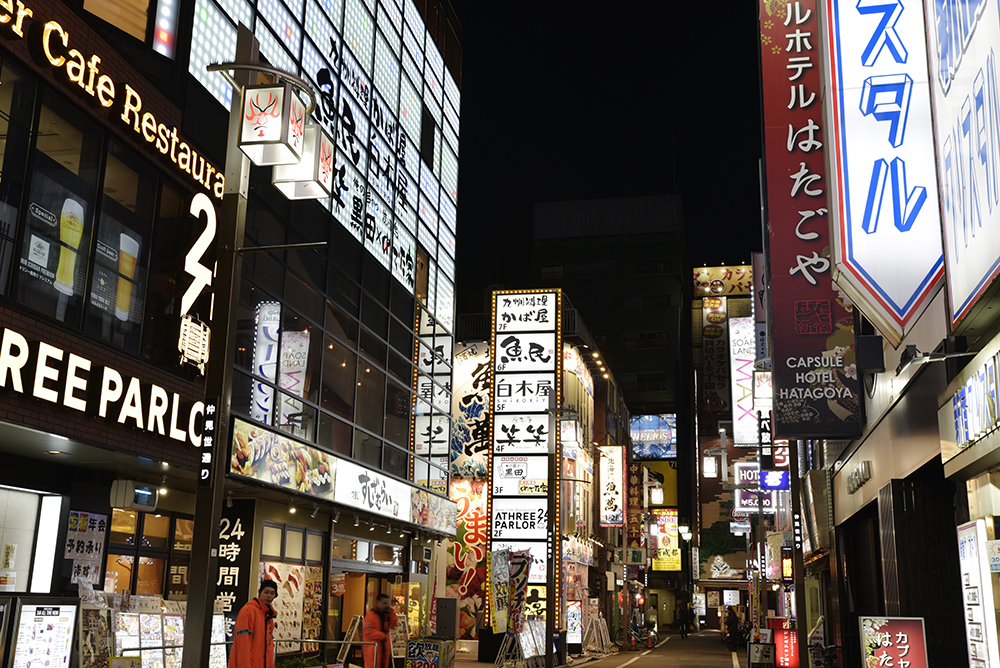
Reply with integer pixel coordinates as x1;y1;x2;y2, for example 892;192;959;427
239;82;306;166
272;124;335;200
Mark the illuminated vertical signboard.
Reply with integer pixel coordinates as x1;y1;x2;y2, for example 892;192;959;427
957;520;1000;667
598;446;624;527
651;508;681;571
702;297;730;413
728;317;755;445
924;0;1000;332
488;290;561;620
759;0;861;438
822;0;943;345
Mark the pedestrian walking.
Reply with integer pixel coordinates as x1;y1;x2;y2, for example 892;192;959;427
677;603;691;639
362;593;398;668
229;580;278;668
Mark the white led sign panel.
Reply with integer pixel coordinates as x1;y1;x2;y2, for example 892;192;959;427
343;0;375;73
493;414;550;455
364;192;392;269
491;498;548;541
436;276;454;331
493;333;557;373
823;0;943;344
414;414;449;456
333;150;366;245
924;0;1000;330
494;293;557;333
337;89;369;174
729;317;756;445
494;374;554;414
255;21;298;79
189;0;459;329
374;32;400;109
492;455;548;496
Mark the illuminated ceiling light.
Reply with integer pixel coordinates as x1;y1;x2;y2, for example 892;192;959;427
369;521;376;532
386;523;392;534
158;475;168;495
332;510;340;524
161;461;169;468
43;450;68;455
238;82;306;166
354;514;360;527
602;374;609;379
288;497;296;514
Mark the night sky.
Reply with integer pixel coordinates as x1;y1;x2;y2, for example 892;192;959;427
453;4;766;311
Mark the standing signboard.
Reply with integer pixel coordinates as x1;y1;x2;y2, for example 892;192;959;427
859;617;928;668
958;520;1000;667
759;0;861;439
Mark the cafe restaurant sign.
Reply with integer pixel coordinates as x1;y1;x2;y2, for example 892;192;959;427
0;0;223;199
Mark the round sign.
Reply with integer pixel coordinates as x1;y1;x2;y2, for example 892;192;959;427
731;508;750;522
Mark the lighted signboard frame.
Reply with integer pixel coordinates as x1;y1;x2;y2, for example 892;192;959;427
923;0;1000;332
822;0;943;345
487;289;562;627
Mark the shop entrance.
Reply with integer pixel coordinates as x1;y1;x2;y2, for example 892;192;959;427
327;568;424;666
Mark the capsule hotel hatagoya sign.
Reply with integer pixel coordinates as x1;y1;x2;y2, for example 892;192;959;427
488;289;561;624
759;0;861;439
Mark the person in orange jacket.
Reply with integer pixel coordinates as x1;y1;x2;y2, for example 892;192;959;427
362;593;398;668
229;580;278;668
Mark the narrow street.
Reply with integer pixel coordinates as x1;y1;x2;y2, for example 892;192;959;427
589;631;743;668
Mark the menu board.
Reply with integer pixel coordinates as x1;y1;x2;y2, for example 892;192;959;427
80;608;112;668
11;603;77;668
115;613;140;653
113;612;225;668
301;566;324;652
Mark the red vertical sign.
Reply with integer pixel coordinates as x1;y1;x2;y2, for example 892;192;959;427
759;0;861;438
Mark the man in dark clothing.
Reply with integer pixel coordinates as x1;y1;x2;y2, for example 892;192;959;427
677;603;691;639
229;580;278;668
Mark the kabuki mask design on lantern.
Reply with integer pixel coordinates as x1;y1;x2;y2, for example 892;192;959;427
246;91;281;137
319;139;333;189
288;102;304;150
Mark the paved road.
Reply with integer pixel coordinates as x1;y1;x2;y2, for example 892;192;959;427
585;630;743;668
455;629;744;668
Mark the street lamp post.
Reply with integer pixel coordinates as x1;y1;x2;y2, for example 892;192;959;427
183;25;321;668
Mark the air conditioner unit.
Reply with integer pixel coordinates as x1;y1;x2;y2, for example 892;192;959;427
110;480;158;512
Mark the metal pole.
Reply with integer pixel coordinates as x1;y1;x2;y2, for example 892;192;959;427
545;408;557;668
182;24;256;668
788;439;808;668
756;410;767;641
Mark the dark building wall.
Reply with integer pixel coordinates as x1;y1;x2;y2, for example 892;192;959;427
529;196;685;416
